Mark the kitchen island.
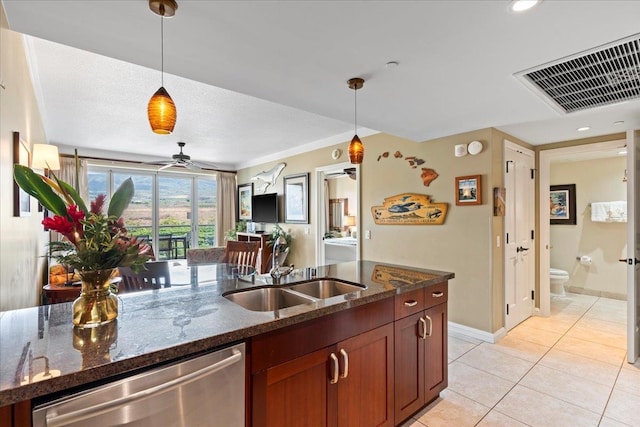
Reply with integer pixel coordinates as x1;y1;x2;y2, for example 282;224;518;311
0;260;453;426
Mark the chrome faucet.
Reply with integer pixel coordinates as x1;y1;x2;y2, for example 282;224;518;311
269;236;294;284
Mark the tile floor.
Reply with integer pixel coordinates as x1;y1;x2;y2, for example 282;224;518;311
400;293;639;427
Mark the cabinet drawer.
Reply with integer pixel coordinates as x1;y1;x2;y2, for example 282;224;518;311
424;282;447;309
394;287;425;320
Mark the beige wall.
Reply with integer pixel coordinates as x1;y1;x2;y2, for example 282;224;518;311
550;157;627;297
239;128;521;333
0;5;49;310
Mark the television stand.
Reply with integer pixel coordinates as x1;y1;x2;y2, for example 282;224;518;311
236;232;272;274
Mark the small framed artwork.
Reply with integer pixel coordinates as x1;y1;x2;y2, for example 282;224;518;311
284;173;309;224
455;175;482;206
13;131;31;217
550;184;576;225
493;187;506;216
237;183;253;221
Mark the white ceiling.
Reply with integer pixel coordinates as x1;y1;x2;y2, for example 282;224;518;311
3;0;640;170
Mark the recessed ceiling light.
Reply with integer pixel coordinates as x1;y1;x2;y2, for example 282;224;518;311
510;0;541;13
577;126;591;132
614;120;625;126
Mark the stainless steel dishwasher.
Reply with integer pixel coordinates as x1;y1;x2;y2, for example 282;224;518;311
33;342;245;427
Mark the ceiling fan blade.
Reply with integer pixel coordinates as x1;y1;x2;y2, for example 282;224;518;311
185;161;202;171
158;163;174;171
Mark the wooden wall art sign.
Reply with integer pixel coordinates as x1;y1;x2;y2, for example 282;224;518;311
371;264;439;289
371;193;448;225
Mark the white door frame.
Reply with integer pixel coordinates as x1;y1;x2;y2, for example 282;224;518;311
627;129;639;364
538;139;626;316
314;162;360;266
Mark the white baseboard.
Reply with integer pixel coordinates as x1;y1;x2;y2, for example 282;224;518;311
448;321;506;344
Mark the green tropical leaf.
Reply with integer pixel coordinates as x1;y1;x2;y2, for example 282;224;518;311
57;180;88;214
108;177;134;217
13;165;67;216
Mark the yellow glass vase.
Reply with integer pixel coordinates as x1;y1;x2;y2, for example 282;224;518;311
72;268;118;328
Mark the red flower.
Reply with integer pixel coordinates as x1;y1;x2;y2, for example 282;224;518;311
42;215;73;236
90;194;106;215
67;205;85;240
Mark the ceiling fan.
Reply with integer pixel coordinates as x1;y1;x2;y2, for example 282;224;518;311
148;142;217;171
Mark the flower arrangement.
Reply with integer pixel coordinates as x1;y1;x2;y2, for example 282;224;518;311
13;165;152;274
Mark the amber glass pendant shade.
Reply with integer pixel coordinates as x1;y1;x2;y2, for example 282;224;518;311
148;86;177;134
349;134;364;164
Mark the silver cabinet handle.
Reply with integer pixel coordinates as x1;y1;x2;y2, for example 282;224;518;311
46;349;242;427
431;291;444;298
404;300;418;307
425;315;433;337
339;348;349;379
329;353;339;384
419;317;427;339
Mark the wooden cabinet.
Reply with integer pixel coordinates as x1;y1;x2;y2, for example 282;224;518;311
250;298;394;427
394;282;448;426
236;232;272;274
0;401;31;427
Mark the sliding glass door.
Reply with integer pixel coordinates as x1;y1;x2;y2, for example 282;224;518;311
88;166;217;260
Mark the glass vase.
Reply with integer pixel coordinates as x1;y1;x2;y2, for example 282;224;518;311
72;268;118;328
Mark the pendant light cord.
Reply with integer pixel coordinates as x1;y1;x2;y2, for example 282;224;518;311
160;14;164;87
354;86;358;135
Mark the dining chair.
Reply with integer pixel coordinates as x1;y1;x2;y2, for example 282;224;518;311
222;241;260;268
186;247;226;266
118;261;171;292
157;234;173;260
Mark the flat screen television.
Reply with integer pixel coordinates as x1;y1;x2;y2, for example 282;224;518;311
252;193;279;223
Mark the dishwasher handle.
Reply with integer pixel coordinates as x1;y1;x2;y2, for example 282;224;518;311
46;348;242;427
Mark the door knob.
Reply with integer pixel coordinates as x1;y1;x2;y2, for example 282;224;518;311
516;246;529;253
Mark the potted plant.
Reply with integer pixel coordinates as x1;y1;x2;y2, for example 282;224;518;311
266;224;293;248
225;220;247;241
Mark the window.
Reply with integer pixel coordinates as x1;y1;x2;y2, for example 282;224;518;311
88;165;218;259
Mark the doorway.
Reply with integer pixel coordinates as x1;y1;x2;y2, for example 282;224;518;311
538;136;638;363
314;162;360;266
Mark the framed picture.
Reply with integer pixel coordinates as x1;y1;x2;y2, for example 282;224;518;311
284;173;309;224
13;131;31;217
455;175;482;206
493;187;506;216
237;183;253;221
550;184;576;225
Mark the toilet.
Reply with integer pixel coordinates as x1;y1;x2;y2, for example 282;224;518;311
550;268;569;296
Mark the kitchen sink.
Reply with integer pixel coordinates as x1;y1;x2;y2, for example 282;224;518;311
223;287;315;312
286;280;365;299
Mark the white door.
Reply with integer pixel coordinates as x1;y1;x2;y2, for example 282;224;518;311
627;130;639;364
504;141;535;331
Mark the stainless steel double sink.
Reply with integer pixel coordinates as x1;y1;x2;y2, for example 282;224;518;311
223;280;366;312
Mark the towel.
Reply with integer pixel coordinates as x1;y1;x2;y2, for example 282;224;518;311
591;201;627;223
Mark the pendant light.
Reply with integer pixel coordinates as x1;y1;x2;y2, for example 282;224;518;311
147;0;178;134
347;77;365;164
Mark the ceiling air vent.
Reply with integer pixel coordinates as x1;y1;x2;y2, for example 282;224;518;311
516;34;640;114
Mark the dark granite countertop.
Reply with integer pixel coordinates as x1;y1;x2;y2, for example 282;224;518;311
0;260;453;406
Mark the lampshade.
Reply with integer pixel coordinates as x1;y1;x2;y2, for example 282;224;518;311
348;135;364;164
344;215;356;227
31;144;60;171
148;86;177;134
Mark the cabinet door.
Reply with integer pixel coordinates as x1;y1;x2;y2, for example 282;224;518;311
252;347;333;427
424;303;448;403
337;323;394;427
394;312;424;425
